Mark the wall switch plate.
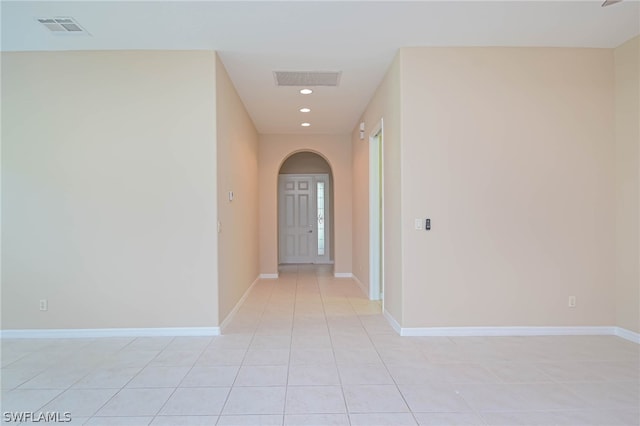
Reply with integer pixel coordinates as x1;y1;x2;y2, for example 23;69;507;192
39;299;48;311
228;191;234;201
414;218;423;230
568;296;576;308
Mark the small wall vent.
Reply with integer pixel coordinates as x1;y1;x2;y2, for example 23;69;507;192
37;17;89;35
274;71;341;87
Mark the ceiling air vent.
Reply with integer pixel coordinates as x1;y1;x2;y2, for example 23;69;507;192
274;71;341;87
37;17;89;35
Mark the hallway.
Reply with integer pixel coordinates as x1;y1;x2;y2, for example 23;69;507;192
1;266;638;425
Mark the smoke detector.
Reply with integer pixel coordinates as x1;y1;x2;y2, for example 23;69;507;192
36;17;90;35
274;71;341;87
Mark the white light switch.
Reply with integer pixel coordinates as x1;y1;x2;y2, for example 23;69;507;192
414;219;423;230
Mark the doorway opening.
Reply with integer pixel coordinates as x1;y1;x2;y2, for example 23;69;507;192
369;120;384;302
278;152;334;265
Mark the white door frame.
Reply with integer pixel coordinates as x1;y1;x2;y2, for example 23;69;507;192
369;120;384;301
278;173;331;264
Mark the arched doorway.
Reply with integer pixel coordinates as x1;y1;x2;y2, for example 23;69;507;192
278;151;334;264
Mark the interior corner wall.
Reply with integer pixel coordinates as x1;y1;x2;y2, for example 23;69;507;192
614;36;640;334
351;52;403;320
215;54;260;323
400;47;616;328
258;134;352;276
1;51;219;329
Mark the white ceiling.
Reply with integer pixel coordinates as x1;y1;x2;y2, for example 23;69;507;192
2;1;639;134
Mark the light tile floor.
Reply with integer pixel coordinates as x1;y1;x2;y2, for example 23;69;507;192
1;265;639;425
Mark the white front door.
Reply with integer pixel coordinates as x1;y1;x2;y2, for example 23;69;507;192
278;174;330;264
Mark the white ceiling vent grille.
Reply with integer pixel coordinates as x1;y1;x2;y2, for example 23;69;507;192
274;71;341;87
37;17;89;35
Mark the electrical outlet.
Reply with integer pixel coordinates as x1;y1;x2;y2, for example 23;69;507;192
568;296;576;308
39;299;48;311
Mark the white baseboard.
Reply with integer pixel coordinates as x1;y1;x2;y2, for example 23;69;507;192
0;327;220;339
383;309;402;335
352;274;369;298
380;314;640;344
398;326;617;338
259;273;279;279
334;272;353;278
614;327;640;344
220;275;260;332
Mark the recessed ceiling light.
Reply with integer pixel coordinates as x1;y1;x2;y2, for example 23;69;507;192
300;89;313;95
301;122;311;127
299;108;311;113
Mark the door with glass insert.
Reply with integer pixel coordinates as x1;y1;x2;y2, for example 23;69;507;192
278;174;330;264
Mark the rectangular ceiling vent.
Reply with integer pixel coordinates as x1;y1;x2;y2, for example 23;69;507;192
37;17;89;35
274;71;341;87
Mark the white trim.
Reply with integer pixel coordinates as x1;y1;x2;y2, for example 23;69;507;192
220;276;260;332
398;326;616;337
380;315;640;344
614;327;640;344
259;273;279;279
334;272;353;278
352;274;369;297
0;327;220;339
369;120;384;302
317;174;331;264
383;309;402;335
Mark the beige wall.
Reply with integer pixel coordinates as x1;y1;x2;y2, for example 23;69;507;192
351;53;403;320
400;47;616;327
215;55;260;323
259;134;352;275
2;51;219;329
354;47;620;329
614;37;640;334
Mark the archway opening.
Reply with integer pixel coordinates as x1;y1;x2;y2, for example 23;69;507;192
277;151;334;265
